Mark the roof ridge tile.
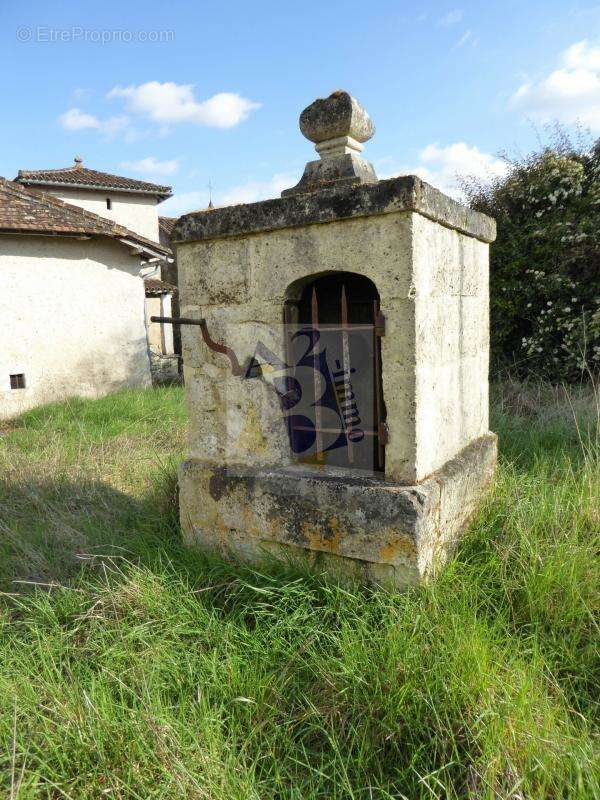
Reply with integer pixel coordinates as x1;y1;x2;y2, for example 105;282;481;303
15;165;172;197
0;176;170;256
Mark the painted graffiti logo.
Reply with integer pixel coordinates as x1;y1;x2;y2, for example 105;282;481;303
245;324;374;469
149;312;381;470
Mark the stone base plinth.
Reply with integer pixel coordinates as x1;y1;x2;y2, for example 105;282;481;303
178;434;497;589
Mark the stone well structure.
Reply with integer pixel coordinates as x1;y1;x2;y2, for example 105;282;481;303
172;91;497;588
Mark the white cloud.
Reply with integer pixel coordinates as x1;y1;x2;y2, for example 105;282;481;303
123;128;142;144
563;40;600;70
160;172;298;217
160;190;208;217
107;82;260;129
510;39;600;130
59;108;101;130
71;87;90;100
454;29;472;48
380;142;507;200
217;173;296;206
120;156;180;177
59;107;130;138
438;9;463;26
101;116;131;137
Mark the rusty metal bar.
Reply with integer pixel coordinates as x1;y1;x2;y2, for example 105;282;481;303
374;310;386;337
340;284;353;464
151;316;205;326
151;315;244;376
311;287;324;461
283;301;296;386
300;324;372;332
291;424;378;437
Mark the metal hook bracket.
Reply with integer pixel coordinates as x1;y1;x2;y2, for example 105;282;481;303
150;316;245;376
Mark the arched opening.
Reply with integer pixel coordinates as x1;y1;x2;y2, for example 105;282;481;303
283;271;386;472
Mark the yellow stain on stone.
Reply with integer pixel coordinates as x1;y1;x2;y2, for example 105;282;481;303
380;535;417;562
304;517;343;554
235;401;268;454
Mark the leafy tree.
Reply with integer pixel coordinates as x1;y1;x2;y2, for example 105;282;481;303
464;130;600;382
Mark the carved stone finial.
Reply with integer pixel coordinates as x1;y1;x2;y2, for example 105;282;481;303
282;91;377;197
300;90;375;157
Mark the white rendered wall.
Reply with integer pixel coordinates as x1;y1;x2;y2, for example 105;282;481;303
161;294;174;353
145;294;174;354
43;187;161;242
0;234;151;420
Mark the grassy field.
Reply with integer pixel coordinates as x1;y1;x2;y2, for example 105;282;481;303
0;385;598;799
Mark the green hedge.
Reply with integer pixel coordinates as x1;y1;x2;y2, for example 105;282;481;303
466;135;600;382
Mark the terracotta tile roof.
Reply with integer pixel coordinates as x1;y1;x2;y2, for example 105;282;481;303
144;277;178;296
159;216;177;237
15;161;172;199
159;216;178;248
0;177;170;257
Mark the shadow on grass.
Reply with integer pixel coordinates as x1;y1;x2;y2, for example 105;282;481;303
2;413;594;595
0;468;193;593
0;467;316;605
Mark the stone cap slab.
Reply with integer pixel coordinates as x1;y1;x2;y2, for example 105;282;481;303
172;175;496;245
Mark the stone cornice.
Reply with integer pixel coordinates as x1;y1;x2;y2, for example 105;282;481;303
172;175;496;245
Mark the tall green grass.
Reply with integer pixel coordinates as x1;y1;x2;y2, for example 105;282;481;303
0;385;597;798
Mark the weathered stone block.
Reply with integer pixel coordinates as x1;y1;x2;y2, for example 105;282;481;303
179;434;497;588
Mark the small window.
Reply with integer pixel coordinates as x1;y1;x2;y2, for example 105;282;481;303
10;373;26;390
106;198;112;210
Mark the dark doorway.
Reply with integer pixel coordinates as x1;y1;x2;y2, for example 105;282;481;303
284;272;386;472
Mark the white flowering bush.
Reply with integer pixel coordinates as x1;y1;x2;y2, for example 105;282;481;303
464;134;600;382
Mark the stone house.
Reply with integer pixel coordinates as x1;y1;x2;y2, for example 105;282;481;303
0;177;170;419
15;158;180;381
16;157;171;242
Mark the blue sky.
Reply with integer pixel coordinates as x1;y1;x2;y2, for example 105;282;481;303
2;0;600;215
